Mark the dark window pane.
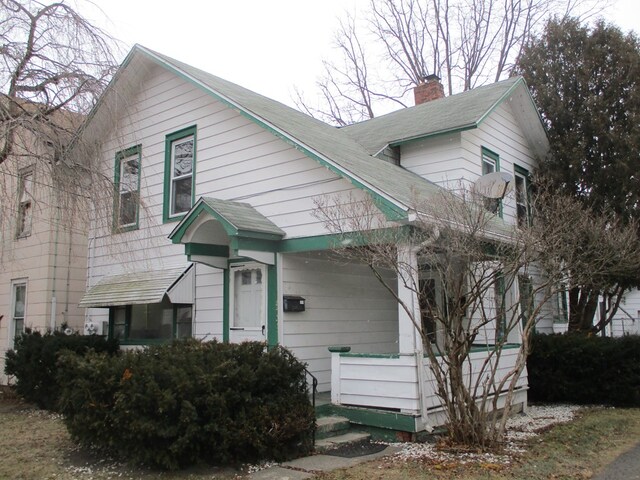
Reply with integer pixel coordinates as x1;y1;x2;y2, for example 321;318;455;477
172;177;192;214
176;306;192;339
119;191;137;226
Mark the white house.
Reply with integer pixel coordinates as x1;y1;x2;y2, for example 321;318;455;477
78;45;550;434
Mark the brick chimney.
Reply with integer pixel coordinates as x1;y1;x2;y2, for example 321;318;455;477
414;74;445;105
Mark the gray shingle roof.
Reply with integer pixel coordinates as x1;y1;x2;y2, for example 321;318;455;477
141;46;446;217
200;197;285;236
342;77;522;155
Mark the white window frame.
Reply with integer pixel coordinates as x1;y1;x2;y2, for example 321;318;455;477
514;166;531;227
114;145;141;230
9;280;27;348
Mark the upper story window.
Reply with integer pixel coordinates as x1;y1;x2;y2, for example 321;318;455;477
16;167;34;238
164;126;196;222
114;145;141;231
514;165;531;227
481;147;501;216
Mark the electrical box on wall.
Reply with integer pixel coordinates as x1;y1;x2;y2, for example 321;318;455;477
283;295;306;312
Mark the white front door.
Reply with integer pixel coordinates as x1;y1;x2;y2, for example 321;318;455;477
229;263;267;343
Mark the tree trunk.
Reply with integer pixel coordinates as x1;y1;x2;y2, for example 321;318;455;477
568;286;599;332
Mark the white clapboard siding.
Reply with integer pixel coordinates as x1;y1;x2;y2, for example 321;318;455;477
282;252;399;392
333;354;420;412
193;264;224;340
88;62;369;327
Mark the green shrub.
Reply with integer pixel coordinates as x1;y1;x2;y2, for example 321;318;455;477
4;329;119;411
528;333;640;406
57;340;315;470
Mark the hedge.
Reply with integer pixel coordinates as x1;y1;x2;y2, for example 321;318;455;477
4;329;119;411
528;333;640;406
57;340;315;470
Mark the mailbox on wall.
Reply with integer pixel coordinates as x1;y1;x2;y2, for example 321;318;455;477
283;295;306;312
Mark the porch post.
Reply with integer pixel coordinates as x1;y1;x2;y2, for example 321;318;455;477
397;243;422;354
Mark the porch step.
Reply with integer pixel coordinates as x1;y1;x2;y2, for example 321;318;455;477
315;431;371;452
316;416;351;439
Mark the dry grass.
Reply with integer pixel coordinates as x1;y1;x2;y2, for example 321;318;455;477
314;407;640;480
1;385;639;480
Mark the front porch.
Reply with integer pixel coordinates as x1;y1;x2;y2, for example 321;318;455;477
324;345;527;434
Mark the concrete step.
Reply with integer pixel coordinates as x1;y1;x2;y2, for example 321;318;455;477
315;431;371;452
316;416;351;439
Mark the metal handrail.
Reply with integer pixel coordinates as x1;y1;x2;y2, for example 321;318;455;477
303;366;319;443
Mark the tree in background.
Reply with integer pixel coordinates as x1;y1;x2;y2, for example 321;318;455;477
0;0;119;256
515;19;640;333
295;0;607;125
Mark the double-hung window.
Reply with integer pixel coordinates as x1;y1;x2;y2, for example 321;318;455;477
10;281;27;345
481;147;501;216
114;145;141;231
16;167;34;238
514;165;531;227
164;126;196;222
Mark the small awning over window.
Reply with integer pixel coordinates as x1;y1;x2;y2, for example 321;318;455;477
79;265;193;308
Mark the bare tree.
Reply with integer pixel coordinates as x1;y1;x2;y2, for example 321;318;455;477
297;0;609;124
0;0;120;258
313;183;640;449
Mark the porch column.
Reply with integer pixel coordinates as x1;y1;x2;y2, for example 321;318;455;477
397;243;422;354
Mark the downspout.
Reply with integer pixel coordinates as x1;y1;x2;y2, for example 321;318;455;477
50;202;61;332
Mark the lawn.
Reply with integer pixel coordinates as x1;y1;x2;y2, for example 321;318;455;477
1;384;639;480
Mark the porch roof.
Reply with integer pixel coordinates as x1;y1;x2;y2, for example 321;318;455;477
79;265;193;308
169;197;285;244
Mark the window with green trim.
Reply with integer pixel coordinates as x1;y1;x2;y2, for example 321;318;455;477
514;165;531;227
109;299;192;343
164;126;196;222
114;145;141;231
16;166;34;238
481;147;502;216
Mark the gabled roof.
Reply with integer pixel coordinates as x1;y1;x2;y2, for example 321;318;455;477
169;197;285;244
342;77;549;159
99;45;450;220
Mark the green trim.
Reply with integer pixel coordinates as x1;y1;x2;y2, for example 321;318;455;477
112;144;141;233
476;78;523;125
340;352;401;359
328;346;352;353
163;125;197;224
267;263;278;347
140;47;408;222
222;267;229;342
389;124;473;148
278;226;413;253
231;237;280;253
184;242;229;257
326;405;419;433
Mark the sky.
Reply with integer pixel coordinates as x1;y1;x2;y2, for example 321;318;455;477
80;0;640;109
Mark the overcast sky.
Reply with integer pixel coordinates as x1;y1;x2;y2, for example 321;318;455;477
81;0;639;108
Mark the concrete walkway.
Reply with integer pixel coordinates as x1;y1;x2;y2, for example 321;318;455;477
248;446;400;480
592;442;640;480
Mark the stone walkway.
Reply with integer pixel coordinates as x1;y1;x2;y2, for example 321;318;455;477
248;446;400;479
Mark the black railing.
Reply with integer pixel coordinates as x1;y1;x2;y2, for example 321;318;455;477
304;366;319;443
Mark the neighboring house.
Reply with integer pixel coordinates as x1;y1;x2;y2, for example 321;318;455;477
0;109;88;383
78;45;550;434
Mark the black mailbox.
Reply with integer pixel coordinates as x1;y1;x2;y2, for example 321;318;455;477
283;295;306;312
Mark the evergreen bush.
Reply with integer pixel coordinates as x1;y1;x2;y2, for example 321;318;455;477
528;333;640;406
57;340;315;470
4;329;119;411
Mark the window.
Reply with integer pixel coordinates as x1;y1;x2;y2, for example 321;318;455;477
109;299;192;343
494;271;506;342
164;126;196;222
518;274;533;328
514;165;531;227
556;285;568;323
10;282;27;345
16;167;34;238
481;147;501;215
114;145;141;231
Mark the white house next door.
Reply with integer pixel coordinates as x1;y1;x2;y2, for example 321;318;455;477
229;263;267;343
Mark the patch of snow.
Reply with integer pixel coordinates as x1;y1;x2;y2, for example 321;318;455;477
388;404;581;465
